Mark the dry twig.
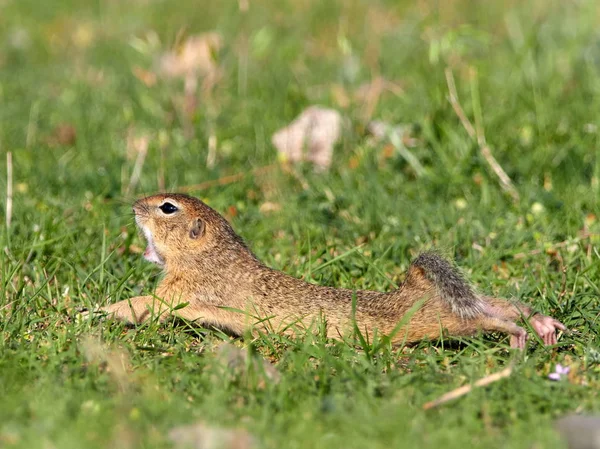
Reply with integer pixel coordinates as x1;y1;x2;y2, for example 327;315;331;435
125;135;149;196
445;69;476;139
423;366;513;410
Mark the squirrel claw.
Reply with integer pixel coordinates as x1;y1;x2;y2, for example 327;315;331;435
510;328;528;349
509;314;565;349
531;315;565;346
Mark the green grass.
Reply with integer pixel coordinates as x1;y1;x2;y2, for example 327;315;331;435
1;0;600;447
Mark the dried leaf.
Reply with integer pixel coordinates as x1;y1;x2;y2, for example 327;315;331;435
132;66;157;87
158;32;222;93
259;202;281;214
169;422;255;449
272;106;342;170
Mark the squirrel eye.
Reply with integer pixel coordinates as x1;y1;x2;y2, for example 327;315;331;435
159;202;178;214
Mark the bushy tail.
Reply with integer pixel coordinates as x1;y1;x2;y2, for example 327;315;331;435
410;251;485;319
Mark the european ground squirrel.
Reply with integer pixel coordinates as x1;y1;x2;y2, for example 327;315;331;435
100;193;565;348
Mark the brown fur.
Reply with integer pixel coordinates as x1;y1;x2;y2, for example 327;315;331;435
100;194;565;348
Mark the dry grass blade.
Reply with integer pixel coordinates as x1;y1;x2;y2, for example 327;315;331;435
422;366;513;410
445;68;520;202
207;132;217;169
445;68;476;139
480;145;520;202
125;134;149;196
6;151;13;229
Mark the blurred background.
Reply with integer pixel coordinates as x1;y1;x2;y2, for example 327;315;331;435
2;0;600;289
2;0;600;287
3;0;599;194
1;2;600;448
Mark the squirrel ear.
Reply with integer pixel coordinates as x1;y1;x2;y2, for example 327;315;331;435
189;218;205;240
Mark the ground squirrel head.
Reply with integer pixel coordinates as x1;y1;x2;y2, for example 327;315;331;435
133;193;249;267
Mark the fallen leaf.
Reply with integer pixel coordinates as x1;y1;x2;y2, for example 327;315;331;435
380;143;394;160
169;421;255;449
348;155;360;169
259;202;281;214
132;66;157;87
158;32;222;93
491;262;510;280
272;106;342;170
227;205;238;218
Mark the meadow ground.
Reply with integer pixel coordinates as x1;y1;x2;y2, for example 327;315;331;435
1;0;599;448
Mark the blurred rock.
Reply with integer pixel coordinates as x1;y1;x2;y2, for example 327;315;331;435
169;422;255;449
272;106;342;170
555;415;600;449
8;27;31;50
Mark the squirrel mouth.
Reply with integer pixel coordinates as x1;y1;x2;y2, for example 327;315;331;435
138;225;164;266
